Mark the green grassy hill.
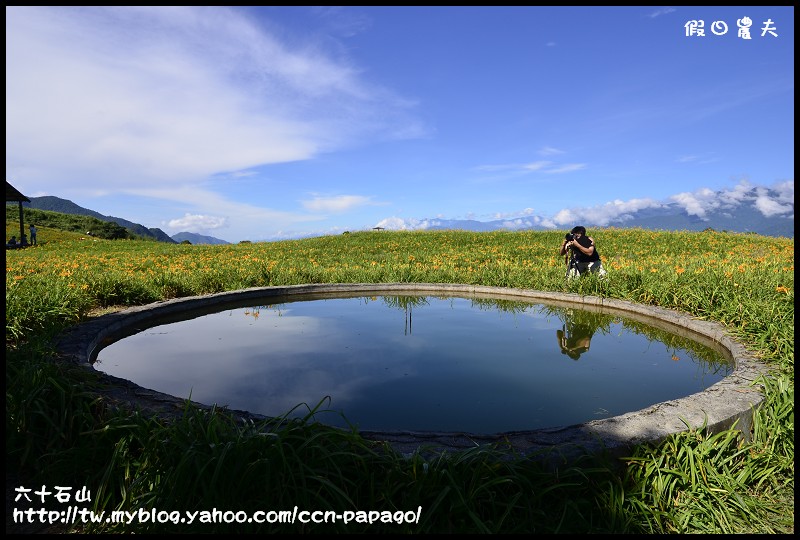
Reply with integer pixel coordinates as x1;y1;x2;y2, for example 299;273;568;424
5;205;157;241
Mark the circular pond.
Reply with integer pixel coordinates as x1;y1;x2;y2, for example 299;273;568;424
55;283;769;461
92;291;732;434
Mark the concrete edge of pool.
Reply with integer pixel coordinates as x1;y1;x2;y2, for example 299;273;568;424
54;283;771;464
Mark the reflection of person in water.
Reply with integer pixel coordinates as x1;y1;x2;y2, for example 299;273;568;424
557;315;597;360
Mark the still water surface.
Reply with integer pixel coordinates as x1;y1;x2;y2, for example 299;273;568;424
93;296;732;433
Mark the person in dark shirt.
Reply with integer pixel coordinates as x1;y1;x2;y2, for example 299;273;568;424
559;225;607;278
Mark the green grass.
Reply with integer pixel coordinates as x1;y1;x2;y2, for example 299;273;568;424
5;222;794;533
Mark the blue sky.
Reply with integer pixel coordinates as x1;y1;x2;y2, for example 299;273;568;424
6;6;794;243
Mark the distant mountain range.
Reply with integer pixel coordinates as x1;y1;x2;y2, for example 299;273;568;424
386;184;793;238
16;183;794;244
416;204;793;238
171;231;230;245
20;196;230;245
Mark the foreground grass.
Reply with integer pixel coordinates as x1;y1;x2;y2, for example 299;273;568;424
5;226;794;533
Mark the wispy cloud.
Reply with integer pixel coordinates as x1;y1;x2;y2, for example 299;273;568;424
301;194;382;213
538;146;565;156
648;7;676;18
476;159;585;176
544;164;587;174
677;154;719;165
523;161;553;171
6;6;421;195
491;208;536;220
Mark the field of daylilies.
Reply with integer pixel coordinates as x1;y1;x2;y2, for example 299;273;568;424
5;223;794;533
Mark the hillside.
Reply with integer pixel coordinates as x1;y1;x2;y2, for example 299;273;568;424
5;206;156;241
17;196;176;243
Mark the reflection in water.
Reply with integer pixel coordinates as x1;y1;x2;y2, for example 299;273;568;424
556;309;605;360
381;296;429;335
93;295;732;434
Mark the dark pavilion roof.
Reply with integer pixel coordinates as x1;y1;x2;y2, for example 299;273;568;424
6;181;31;203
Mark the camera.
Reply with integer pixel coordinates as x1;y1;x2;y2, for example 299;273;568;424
565;233;574;242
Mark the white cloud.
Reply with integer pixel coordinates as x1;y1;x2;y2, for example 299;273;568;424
580;198;663;225
537;196;668;229
668;180;795;220
491;208;536;220
648;7;676;18
538;146;565;156
475;160;585;178
136;185;330;239
754;196;793;218
523;161;552;171
374;216;444;231
754;186;794;217
678;154;719;165
718;179;754;204
374;217;415;230
6;6;420;194
544;163;587;174
167;213;228;232
670;188;717;218
500;216;548;230
301;194;381;213
551;208;581;226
